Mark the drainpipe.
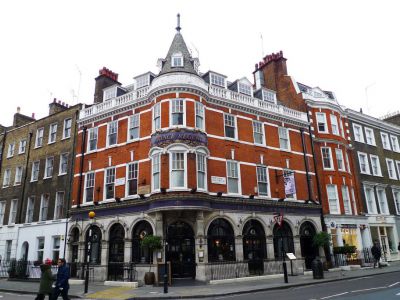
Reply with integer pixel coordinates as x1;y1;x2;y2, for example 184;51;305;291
18;131;33;224
77;125;87;208
0;129;7;174
300;128;312;201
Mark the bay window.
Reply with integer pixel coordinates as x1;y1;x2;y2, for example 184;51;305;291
171;152;185;188
195;102;204;130
321;147;333;170
153;103;161;131
316;113;327;133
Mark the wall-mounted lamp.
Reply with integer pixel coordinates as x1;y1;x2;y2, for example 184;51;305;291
139;194;145;199
278;198;285;202
190;187;197;194
217;192;223;197
249;195;254;199
199;238;203;249
94;201;99;206
160;188;167;194
115;197;121;203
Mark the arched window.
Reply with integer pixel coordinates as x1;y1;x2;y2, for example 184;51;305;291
242;220;266;261
108;223;125;263
132;221;153;263
300;222;318;269
273;222;294;259
207;218;235;262
85;225;102;264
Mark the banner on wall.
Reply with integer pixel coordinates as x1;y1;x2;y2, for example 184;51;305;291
284;172;296;196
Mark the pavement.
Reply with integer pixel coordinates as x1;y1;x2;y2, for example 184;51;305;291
0;261;399;299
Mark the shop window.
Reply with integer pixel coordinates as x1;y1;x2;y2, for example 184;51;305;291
207;218;235;262
132;221;153;263
85;226;102;264
273;222;294;259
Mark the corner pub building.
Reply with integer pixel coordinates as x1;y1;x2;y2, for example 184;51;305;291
68;22;323;283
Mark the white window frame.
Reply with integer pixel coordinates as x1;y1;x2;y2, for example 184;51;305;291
224;114;237;139
358;152;370;174
31;161;40;182
153;103;161;132
171;52;183;67
9;199;18;225
392;189;400;215
252;121;265;145
37;237;45;262
0;201;6;225
7;143;15;158
386;158;398;180
54;191;64;220
195;102;205;130
345;151;351;173
316;112;328;133
107;120;118;147
376;188;389;215
87;127;98;152
339;117;345;138
170;99;186;127
103;86;117;101
256;165;270;197
381;132;391;150
169;151;187;189
327;184;340;214
35;128;44;148
126;162;139;196
330;114;339;135
83;172;95;203
135;75;150;89
278;127;291;151
364;127;376;146
226;161;241;195
19;139;27;154
262;89;276;103
14;166;23;185
335;148;345;171
63;118;72;139
52;236;61;261
59;153;68;175
364;185;378;214
104;167;116;200
151;152;161;192
196;151;207;191
238;82;252;96
210;73;226;87
2;169;11;187
48;123;57;144
321;147;334;170
341;185;352;215
39;194;49;221
396;161;400;180
128;114;140;141
390;135;400;152
370;155;382;176
44;156;54;179
26;196;35;223
353;123;364;143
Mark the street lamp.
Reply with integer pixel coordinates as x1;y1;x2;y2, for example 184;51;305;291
84;211;95;294
164;226;168;294
281;238;288;283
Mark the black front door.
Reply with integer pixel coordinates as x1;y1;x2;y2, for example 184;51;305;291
166;222;196;279
300;222;318;269
243;220;266;275
108;224;125;281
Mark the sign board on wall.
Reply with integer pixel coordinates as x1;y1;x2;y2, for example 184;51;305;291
211;176;226;185
138;185;151;195
115;178;125;186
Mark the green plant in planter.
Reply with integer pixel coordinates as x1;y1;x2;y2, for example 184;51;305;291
333;245;357;255
313;231;331;249
141;235;162;272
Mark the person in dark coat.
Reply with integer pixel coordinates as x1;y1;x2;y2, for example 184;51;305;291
52;258;70;300
371;241;382;268
35;263;53;300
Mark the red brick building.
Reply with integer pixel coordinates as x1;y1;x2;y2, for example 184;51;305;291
68;26;323;282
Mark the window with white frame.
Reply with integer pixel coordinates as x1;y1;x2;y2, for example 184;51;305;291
396;161;400;179
171;52;183;67
376;188;389;215
9;199;18;224
330;114;339;135
171;99;184;126
107;121;118;146
87;127;98;152
2;169;11;187
353;123;364;143
105;167;116;200
5;240;12;261
35;128;44;148
37;237;45;262
153;103;161;131
48;123;57;143
278;127;290;150
381;132;391;150
195;102;204;130
104;87;117;101
345;151;351;173
84;172;95;203
238;82;252;96
14;166;22;185
321;147;333;170
327;185;340;214
257;166;269;196
227;161;240;194
54;192;64;219
386;159;397;179
63;118;72;139
127;162;138;196
316;113;328;133
19;139;27;154
210;73;225;87
128;115;140;140
44;157;54;178
52;236;61;261
31;161;40;181
0;201;6;225
171;152;185;188
40;194;49;221
196;152;207;190
342;185;352;215
152;153;161;191
339;117;345;138
365;127;376;145
390;135;400;152
262;89;276;103
253;121;264;145
358;152;370;174
59;153;68;175
364;186;377;214
135;75;149;89
393;189;400;214
335;148;345;171
224;114;236;139
370;155;382;176
26;196;34;223
7;143;15;158
351;188;357;215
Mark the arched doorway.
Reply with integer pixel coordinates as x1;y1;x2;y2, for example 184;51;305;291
132;221;153;264
21;242;29;261
300;222;318;269
85;225;102;264
273;222;294;259
70;228;80;277
243;220;266;275
207;218;235;262
108;223;125;281
166;221;195;279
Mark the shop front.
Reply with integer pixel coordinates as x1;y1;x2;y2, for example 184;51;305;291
368;215;399;261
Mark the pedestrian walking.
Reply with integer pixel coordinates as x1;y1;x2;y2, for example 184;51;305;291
52;258;70;300
35;262;53;300
371;241;382;268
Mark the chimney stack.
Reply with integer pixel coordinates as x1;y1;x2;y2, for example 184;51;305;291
49;98;68;115
253;50;287;92
93;67;120;104
17;107;21;114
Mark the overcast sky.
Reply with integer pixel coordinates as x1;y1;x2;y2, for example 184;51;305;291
1;0;399;126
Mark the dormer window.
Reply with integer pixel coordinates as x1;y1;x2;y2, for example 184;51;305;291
238;82;252;96
103;86;117;101
262;89;277;103
171;52;183;67
135;75;150;89
210;73;225;87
